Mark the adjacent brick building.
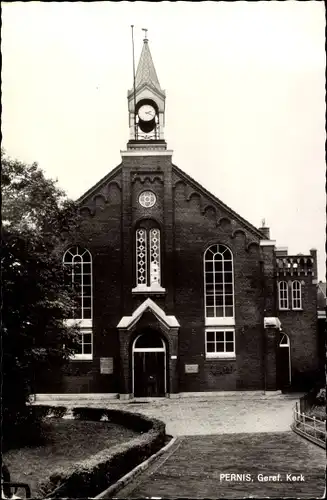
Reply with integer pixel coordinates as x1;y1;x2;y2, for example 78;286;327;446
38;36;321;397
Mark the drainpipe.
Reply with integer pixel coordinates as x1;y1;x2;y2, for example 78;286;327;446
260;259;267;393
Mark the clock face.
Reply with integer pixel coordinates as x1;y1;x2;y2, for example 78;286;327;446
138;104;156;122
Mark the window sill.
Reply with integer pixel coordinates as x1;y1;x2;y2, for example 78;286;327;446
292;308;303;311
206;353;236;359
132;285;166;295
65;319;92;328
69;354;93;361
205;318;235;326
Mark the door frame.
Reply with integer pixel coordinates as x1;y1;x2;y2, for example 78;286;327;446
132;334;167;396
278;332;292;386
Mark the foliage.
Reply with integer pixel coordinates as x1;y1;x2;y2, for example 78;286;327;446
1;149;81;449
39;409;165;498
72;407;106;421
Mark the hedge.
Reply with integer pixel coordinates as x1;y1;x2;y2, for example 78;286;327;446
39;407;165;498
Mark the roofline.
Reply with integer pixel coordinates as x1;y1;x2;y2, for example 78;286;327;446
76;163;122;205
172;164;264;239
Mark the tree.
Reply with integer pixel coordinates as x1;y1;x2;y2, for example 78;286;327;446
1;149;80;448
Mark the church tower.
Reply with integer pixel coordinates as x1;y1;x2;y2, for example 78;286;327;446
127;30;167;151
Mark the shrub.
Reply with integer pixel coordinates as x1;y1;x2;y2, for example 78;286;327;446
104;409;153;433
41;408;166;498
72;407;105;421
51;406;67;418
316;388;326;406
3;406;47;452
32;405;53;420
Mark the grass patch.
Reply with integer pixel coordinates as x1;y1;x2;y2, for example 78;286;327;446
2;419;137;498
306;405;326;421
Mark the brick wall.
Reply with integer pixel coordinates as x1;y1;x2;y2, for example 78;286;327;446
38;155;319;394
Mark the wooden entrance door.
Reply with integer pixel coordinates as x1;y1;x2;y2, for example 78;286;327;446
134;351;165;397
133;332;166;397
277;333;291;391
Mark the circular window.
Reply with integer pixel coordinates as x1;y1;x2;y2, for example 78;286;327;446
139;191;157;208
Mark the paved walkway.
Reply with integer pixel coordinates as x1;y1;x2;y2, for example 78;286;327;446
115;432;326;499
36;394;303;436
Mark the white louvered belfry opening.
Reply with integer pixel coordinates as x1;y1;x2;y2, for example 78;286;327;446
136;228;161;287
150;228;161;285
136;229;147;285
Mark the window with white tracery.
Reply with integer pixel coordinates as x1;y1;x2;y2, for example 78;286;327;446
136;226;161;287
204;244;234;319
63;246;93;359
291;281;302;309
63;246;92;319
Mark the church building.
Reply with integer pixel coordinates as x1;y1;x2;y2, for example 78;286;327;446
39;35;321;398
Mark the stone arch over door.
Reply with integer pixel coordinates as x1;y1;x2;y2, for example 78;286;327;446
117;298;180;398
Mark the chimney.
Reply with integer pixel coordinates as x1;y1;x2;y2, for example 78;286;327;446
259;219;270;239
310;248;318;278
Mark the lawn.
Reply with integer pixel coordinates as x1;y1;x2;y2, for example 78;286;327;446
3;419;138;498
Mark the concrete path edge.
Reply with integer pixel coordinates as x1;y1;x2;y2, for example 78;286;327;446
93;436;178;499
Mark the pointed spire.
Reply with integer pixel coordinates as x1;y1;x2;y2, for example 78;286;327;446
135;33;162;91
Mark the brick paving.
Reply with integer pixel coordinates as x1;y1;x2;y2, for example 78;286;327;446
115;432;326;499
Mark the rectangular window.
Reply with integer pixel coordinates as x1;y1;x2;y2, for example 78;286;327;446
70;328;93;360
205;329;236;358
278;282;289;310
292;282;302;309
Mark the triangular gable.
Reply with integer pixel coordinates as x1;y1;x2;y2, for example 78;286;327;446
76;163;122;205
172;164;264;240
117;298;180;330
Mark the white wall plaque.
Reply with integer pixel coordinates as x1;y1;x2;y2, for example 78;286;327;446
185;364;199;374
100;357;113;375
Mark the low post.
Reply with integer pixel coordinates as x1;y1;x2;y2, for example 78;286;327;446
313;416;316;439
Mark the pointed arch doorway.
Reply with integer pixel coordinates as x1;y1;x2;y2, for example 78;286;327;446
132;332;167;397
277;332;291;391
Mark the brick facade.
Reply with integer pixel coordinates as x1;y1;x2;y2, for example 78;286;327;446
36;154;320;396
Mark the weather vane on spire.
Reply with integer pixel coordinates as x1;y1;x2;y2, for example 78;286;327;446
142;28;148;41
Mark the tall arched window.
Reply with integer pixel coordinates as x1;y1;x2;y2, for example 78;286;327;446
204;244;234;319
63;246;93;359
204;244;235;358
278;281;289;310
291;281;302;309
135;221;162;290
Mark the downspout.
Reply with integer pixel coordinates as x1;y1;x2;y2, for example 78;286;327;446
260;259;267;393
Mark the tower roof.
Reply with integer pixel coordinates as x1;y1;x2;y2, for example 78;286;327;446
135;38;162;91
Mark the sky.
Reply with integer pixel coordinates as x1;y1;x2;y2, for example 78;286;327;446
2;1;326;279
